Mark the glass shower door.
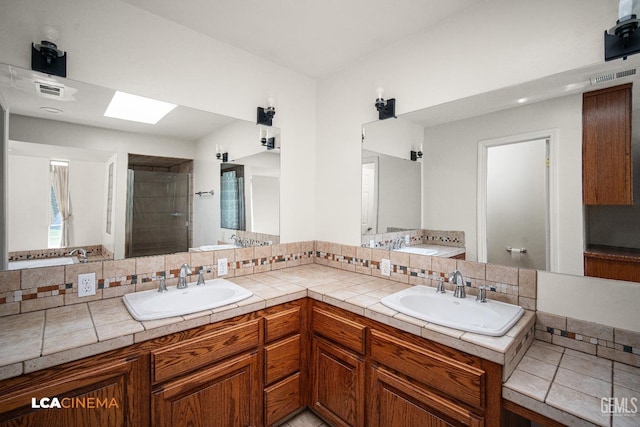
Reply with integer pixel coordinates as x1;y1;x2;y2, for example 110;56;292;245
126;170;190;258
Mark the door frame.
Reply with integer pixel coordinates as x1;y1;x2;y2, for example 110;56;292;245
361;156;379;235
477;129;559;272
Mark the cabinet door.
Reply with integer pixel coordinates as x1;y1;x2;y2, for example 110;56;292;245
583;83;633;205
0;356;145;427
152;352;260;427
311;336;365;427
370;366;483;427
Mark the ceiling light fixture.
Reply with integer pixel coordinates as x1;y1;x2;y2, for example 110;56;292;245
104;91;177;124
374;87;396;120
40;106;63;114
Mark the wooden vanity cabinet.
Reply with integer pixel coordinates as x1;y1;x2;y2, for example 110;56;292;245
583;83;633;205
310;305;366;427
307;300;502;427
150;318;262;427
0;351;147;427
263;304;305;426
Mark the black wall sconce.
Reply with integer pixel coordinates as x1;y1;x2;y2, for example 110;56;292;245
215;144;228;162
375;87;396;120
31;26;67;77
257;97;276;126
605;2;640;61
410;150;423;161
261;137;276;150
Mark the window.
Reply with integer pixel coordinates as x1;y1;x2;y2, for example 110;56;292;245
49;160;69;248
220;164;245;231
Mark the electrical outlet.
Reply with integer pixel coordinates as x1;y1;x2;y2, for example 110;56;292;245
217;258;228;276
78;273;96;297
381;258;391;277
405;234;410;245
369;239;375;248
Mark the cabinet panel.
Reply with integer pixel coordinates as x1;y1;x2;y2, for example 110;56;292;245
265;334;300;385
0;356;145;427
264;306;301;343
584;255;640;282
264;373;301;426
152;319;259;384
311;336;365;427
370;366;483;427
583;83;633;205
370;330;484;409
311;307;366;354
152;352;259;427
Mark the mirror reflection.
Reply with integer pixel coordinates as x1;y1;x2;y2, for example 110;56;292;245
363;59;640;279
0;63;280;269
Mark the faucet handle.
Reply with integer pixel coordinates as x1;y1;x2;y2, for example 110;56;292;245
435;277;446;294
197;270;205;286
476;286;486;303
158;277;167;293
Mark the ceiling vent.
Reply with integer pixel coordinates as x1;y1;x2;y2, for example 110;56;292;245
590;68;636;85
34;81;65;99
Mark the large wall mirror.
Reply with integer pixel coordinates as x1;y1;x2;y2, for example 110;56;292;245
363;57;640;280
0;63;280;269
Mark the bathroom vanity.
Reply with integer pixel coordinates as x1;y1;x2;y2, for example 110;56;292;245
0;264;534;427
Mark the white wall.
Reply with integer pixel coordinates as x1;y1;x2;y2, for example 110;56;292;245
315;0;615;245
7;155;49;251
0;0;316;243
422;94;583;275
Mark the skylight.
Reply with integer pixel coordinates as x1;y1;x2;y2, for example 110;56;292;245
104;91;176;124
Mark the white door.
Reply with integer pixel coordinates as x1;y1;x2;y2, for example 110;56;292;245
361;159;378;234
485;139;548;269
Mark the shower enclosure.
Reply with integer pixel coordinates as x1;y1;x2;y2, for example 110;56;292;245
126;170;190;258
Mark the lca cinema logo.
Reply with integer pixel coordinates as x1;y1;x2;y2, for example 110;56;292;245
31;397;120;409
601;397;638;416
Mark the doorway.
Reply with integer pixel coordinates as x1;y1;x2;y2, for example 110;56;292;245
478;132;555;270
361;157;378;235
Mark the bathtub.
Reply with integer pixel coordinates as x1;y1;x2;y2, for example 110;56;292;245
8;256;79;270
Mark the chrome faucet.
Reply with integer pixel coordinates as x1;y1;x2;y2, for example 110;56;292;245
69;248;88;263
231;234;240;247
177;263;191;289
449;270;466;298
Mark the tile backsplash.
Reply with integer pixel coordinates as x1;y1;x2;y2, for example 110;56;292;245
0;242;314;317
361;229;465;249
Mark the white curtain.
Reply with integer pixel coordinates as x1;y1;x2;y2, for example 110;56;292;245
50;164;71;247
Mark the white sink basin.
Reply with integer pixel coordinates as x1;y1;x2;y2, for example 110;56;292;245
394;247;438;256
123;279;253;321
381;285;524;336
199;244;237;251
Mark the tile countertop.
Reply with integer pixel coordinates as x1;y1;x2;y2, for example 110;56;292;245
504;340;640;426
0;264;532;380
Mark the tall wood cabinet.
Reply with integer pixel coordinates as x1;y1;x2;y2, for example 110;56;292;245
0;352;147;427
583;83;633;205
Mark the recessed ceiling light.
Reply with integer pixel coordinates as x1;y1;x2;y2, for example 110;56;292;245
104;91;177;124
40;106;63;114
517;98;528;104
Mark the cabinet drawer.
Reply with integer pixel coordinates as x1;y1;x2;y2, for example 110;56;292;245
312;307;366;354
264;373;302;426
265;334;301;385
151;319;260;384
370;330;485;409
264;306;301;343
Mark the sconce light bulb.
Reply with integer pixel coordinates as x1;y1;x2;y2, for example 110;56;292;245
267;97;275;108
376;87;384;101
215;144;220;154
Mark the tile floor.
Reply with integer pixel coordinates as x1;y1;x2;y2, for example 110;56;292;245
278;409;328;427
